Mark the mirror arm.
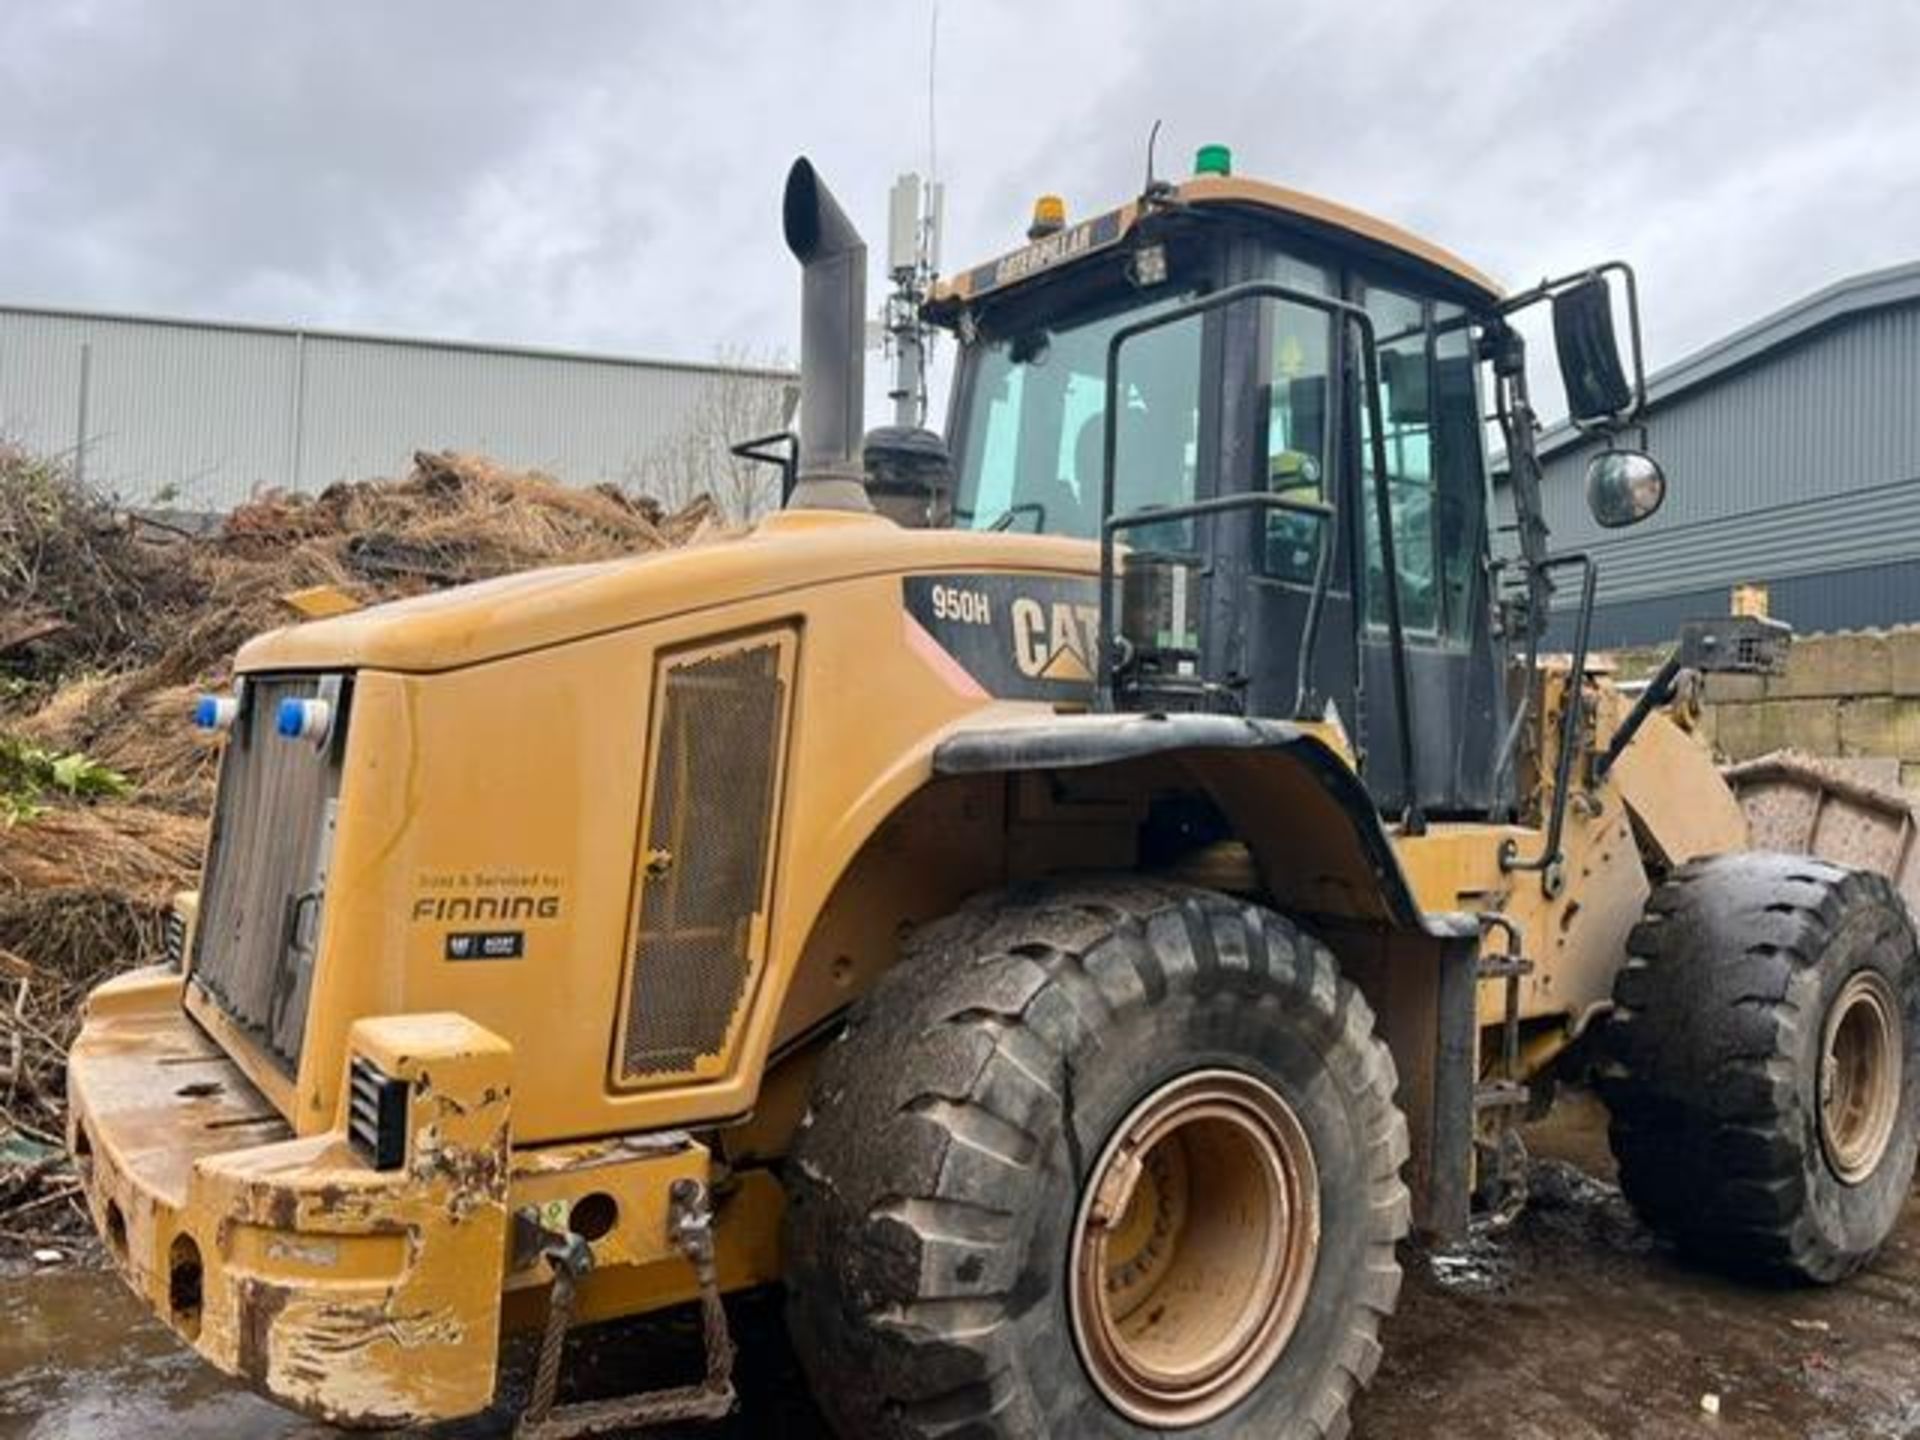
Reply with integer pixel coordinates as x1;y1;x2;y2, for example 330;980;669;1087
1486;320;1555;639
1484;318;1556;816
1498;261;1650;432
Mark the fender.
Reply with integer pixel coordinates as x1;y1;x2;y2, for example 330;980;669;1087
933;711;1475;940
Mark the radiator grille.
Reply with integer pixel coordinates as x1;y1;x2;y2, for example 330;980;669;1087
163;908;188;971
620;638;790;1081
189;675;345;1070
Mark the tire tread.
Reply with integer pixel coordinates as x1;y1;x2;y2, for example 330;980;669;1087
786;877;1407;1438
1599;851;1918;1283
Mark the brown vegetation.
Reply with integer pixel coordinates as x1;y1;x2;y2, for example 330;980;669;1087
0;445;717;1244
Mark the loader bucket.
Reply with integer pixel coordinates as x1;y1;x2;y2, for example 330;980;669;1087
1724;751;1920;914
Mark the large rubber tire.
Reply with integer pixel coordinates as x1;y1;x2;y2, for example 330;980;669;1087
1599;853;1920;1283
783;877;1409;1439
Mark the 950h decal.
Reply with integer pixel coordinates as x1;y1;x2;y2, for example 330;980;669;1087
903;573;1101;701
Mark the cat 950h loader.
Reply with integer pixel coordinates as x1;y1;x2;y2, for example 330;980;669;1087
67;146;1919;1438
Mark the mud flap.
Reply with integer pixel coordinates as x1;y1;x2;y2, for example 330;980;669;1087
1427;931;1480;1240
1319;923;1479;1240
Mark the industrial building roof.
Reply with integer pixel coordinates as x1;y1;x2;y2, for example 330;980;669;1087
0;299;795;381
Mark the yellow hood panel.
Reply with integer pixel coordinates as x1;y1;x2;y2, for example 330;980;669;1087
236;512;1098;674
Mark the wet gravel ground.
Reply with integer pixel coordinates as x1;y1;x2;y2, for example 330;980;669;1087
4;1092;1917;1439
1354;1093;1920;1440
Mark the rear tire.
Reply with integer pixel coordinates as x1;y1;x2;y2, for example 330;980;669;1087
1599;853;1920;1283
783;877;1409;1439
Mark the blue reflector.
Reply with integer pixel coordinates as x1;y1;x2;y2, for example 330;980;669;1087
194;695;238;732
277;695;333;743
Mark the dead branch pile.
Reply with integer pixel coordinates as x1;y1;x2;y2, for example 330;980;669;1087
0;447;717;1242
0;445;205;672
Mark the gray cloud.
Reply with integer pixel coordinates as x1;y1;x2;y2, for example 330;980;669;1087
2;0;1915;406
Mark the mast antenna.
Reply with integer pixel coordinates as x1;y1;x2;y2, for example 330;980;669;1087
881;0;946;428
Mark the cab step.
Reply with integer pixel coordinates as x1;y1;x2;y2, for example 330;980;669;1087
515;1180;737;1438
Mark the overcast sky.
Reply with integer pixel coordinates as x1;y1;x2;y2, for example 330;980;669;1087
5;1;1917;414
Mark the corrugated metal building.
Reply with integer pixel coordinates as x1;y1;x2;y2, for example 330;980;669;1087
1526;262;1920;647
0;303;796;511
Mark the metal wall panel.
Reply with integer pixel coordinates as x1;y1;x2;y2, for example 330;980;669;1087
295;336;725;490
1547;476;1920;605
1503;297;1920;641
1548;555;1920;650
0;308;294;505
0;304;794;510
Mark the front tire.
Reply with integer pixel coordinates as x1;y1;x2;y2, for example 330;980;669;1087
783;878;1409;1439
1599;853;1920;1282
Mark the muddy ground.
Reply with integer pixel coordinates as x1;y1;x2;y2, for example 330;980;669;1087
3;1092;1916;1439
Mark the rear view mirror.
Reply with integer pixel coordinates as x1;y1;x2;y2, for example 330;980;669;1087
1586;448;1666;528
1553;276;1634;423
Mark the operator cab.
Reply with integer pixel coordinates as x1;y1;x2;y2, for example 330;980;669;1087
929;155;1510;821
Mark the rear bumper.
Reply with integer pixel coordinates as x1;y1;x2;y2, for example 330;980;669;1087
67;968;513;1428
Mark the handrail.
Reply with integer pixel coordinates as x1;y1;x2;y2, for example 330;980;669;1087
1500;553;1597;884
729;429;799;505
1103;491;1334;720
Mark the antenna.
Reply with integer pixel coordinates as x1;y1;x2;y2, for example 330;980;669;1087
1141;118;1179;207
927;0;940;186
877;0;946;429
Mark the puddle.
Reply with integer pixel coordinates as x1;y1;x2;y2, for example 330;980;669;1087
0;1260;815;1439
0;1264;298;1439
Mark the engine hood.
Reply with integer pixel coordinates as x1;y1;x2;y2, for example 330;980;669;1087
236;510;1096;674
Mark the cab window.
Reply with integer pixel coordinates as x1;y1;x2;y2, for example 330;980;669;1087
953;293;1201;539
1359;287;1485;638
1258;298;1335;583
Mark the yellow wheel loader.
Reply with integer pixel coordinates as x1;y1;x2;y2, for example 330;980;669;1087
67;146;1919;1437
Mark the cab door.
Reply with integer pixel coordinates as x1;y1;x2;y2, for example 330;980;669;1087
1351;281;1508;817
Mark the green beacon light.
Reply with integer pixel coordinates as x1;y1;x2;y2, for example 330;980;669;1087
1194;143;1232;177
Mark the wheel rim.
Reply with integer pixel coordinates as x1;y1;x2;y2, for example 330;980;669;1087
1068;1069;1320;1428
1820;969;1903;1185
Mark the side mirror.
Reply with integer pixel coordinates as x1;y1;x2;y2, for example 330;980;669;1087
1553;275;1634;423
1586;448;1667;528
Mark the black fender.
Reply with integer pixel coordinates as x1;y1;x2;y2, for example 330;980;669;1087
934;712;1472;939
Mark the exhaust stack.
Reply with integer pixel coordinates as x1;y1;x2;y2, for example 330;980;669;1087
782;158;872;512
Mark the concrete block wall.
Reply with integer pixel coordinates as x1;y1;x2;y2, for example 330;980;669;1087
1696;627;1920;787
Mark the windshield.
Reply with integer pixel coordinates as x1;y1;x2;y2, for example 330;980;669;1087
952;293;1201;538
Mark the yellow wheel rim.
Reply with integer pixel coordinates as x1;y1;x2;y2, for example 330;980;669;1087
1821;969;1903;1185
1068;1069;1320;1427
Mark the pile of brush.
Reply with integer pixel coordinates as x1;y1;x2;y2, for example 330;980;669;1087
0;445;717;1246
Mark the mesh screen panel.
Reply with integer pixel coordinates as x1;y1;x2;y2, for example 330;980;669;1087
189;676;343;1069
621;641;787;1079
